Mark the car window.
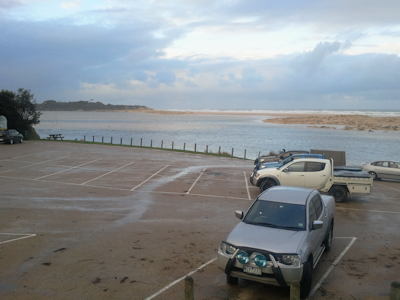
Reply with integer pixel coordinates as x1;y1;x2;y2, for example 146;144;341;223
286;162;305;172
312;195;323;218
244;200;306;230
389;162;399;168
382;162;389;167
305;162;326;172
308;200;317;229
374;161;383;167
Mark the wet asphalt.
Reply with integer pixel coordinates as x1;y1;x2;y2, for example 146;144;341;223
0;140;399;300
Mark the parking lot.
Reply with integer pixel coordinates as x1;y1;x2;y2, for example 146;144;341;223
0;141;399;299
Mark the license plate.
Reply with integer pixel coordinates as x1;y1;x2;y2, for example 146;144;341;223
243;265;262;275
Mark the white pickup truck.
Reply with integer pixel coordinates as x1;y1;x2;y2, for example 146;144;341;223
250;158;372;202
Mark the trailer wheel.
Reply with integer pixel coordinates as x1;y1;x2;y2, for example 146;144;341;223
329;186;347;202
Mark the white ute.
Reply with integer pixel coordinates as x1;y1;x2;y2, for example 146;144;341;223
250;158;373;202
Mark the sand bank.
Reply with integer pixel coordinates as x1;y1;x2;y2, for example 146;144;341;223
135;109;400;131
263;114;400;131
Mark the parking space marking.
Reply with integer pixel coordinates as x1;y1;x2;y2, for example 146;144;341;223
81;162;136;185
144;257;217;300
34;159;102;180
186;168;206;194
131;165;170;191
0;233;36;245
0;155;71;174
374;182;400;192
337;207;400;214
244;171;251;200
309;237;357;298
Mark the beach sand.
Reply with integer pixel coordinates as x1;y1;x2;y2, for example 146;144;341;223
262;114;400;131
138;110;400;131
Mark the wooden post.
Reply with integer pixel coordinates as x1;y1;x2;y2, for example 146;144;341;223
391;281;400;300
141;138;142;147
219;146;221;155
161;140;163;149
258;151;260;158
120;137;122;145
184;276;194;300
84;135;86;142
184;143;186;151
244;149;246;159
111;137;113;144
102;136;104;143
93;136;94;142
151;140;152;147
231;148;234;157
131;138;132;146
194;143;196;152
172;141;174;150
206;145;208;153
290;282;300;300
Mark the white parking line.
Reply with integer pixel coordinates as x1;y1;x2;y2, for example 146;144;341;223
81;162;136;185
186;168;206;194
374;182;400;192
337;207;400;214
0;155;71;174
0;233;36;245
131;165;169;191
308;237;357;298
244;171;251;200
34;159;102;180
144;257;217;300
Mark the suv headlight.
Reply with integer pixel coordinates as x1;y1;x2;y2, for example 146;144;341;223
220;242;236;256
275;254;301;267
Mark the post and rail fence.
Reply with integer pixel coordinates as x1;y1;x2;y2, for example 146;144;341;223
78;135;254;160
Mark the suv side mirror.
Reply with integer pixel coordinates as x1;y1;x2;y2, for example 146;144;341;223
283;168;288;172
235;210;244;220
312;220;323;230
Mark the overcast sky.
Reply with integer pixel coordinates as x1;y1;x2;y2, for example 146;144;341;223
1;0;400;110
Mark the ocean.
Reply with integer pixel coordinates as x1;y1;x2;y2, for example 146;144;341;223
34;110;400;166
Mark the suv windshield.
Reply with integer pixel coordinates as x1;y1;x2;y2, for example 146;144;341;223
243;200;306;230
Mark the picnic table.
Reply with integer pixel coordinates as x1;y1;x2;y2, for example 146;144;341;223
47;134;64;140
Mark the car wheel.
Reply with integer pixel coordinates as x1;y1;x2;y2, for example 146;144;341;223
323;225;333;252
260;180;276;193
329;186;347;202
20;138;23;143
9;139;14;145
300;260;312;298
226;274;238;285
368;171;379;180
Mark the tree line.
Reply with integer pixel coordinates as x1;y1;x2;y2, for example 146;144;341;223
37;100;150;111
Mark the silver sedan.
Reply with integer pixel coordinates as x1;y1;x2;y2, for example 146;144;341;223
361;161;400;180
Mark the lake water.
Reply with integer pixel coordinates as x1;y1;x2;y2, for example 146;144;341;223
34;110;400;166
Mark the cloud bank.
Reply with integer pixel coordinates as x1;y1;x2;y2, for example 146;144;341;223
1;0;399;109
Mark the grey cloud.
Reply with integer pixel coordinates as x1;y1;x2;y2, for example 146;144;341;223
291;41;342;72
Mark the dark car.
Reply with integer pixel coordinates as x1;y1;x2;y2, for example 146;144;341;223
254;149;309;165
0;129;24;144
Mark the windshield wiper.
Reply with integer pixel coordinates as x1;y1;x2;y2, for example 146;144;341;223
277;225;304;231
244;221;280;228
